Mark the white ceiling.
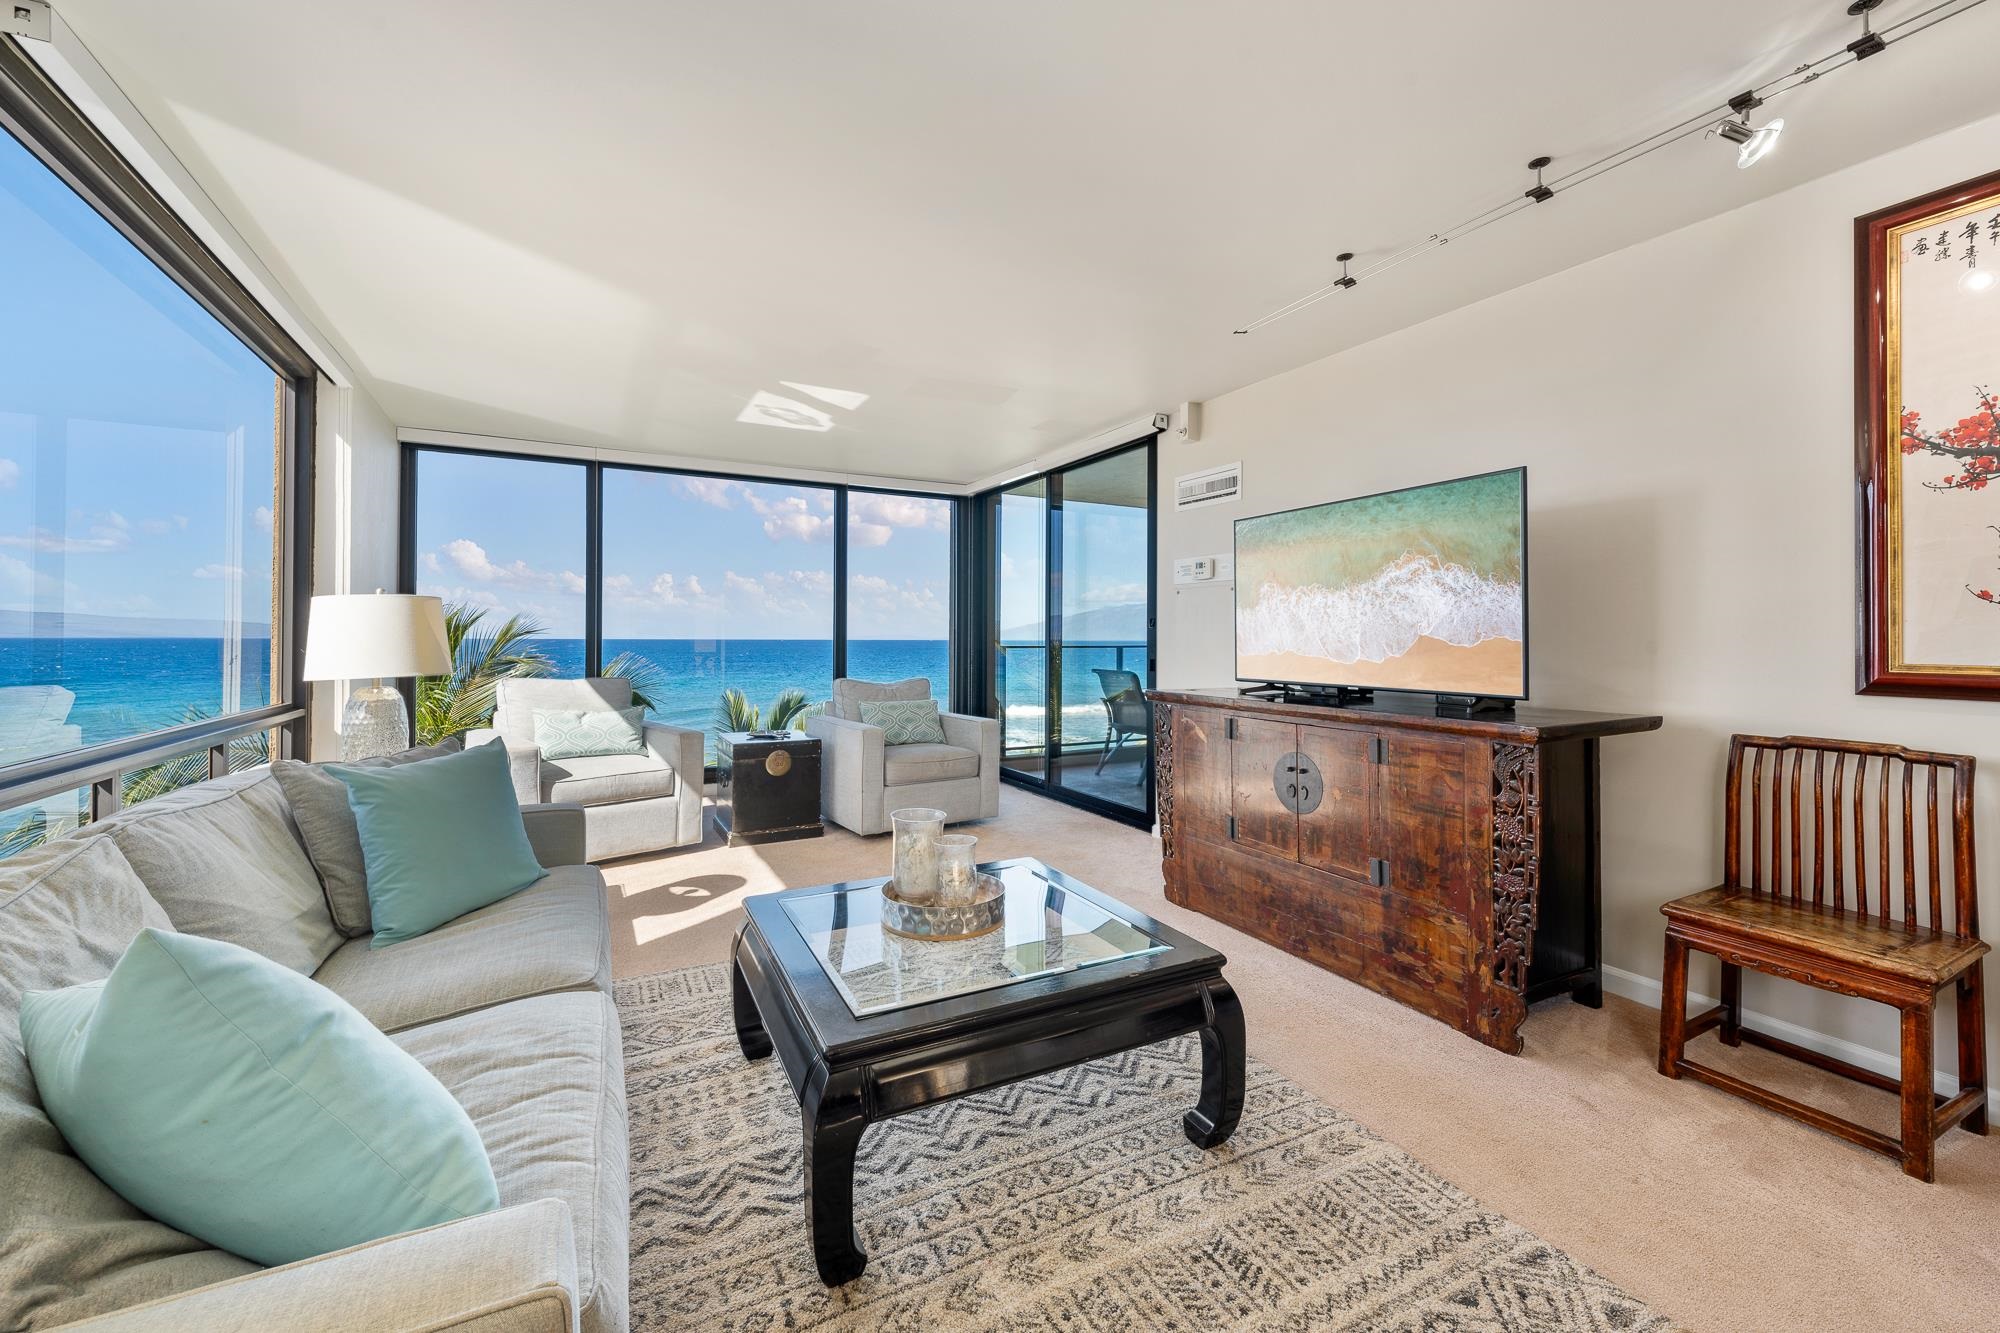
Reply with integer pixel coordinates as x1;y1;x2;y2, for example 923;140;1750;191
51;0;2000;484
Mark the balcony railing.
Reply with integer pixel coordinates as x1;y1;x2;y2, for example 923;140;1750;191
995;639;1148;757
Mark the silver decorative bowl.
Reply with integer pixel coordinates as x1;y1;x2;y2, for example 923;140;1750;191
880;874;1005;940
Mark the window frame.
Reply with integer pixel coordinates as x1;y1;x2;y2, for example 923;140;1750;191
400;441;962;772
0;37;318;826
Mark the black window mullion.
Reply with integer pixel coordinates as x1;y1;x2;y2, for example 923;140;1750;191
832;488;849;682
585;461;604;677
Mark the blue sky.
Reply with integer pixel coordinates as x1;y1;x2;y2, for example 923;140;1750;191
414;451;953;640
0;127;278;634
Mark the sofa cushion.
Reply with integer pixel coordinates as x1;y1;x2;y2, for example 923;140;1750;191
831;675;930;722
21;929;500;1270
0;837;255;1330
542;751;677;807
884;741;981;786
495;677;631;750
91;769;342;975
393;989;628;1333
312;866;611;1032
273;740;462;937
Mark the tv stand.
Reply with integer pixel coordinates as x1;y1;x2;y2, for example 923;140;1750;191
1146;686;1662;1054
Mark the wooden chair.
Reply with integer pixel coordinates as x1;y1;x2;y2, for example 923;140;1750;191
1658;734;1988;1181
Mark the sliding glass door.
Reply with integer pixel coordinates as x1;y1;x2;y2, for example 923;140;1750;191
985;438;1154;823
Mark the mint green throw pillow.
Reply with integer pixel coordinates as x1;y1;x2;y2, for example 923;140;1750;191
326;739;545;947
859;697;948;745
19;929;498;1268
532;705;646;760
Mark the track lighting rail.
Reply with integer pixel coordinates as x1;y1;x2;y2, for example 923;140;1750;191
1232;0;1989;334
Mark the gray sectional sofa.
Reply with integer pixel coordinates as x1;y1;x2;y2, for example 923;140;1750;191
0;763;628;1333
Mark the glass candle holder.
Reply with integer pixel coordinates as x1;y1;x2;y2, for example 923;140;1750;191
934;834;980;906
889;807;947;903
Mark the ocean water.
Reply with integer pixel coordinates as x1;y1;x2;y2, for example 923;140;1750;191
0;636;1146;761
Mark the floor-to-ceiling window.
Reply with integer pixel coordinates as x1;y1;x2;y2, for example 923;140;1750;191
602;469;837;755
408;450;590;686
403;448;956;765
981;437;1155;824
0;45;314;858
846;489;952;707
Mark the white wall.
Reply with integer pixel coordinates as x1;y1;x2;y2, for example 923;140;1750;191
1157;109;2000;1091
309;377;401;759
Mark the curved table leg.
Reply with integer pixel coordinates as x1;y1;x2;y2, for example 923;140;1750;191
732;926;773;1061
802;1066;869;1285
1184;977;1245;1148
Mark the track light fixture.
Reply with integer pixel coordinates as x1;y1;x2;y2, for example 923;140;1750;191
1715;92;1784;168
1230;0;1991;336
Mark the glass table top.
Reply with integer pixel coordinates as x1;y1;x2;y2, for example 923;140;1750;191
780;862;1170;1017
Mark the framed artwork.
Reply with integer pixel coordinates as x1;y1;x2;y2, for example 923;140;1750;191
1857;167;2000;698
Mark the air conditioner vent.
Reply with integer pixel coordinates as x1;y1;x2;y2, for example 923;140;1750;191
1174;462;1241;509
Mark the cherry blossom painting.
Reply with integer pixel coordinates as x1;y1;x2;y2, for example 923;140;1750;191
1858;170;2000;698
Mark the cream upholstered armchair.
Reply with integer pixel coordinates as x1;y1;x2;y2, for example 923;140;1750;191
467;677;703;862
805;676;999;836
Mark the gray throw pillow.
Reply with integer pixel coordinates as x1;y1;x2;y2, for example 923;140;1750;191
273;739;462;937
859;698;948;746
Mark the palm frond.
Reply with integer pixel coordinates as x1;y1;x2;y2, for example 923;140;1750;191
415;605;553;744
602;650;667;712
765;688;813;731
715;687;760;732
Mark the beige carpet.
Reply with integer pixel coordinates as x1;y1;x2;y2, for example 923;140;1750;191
602;788;2000;1332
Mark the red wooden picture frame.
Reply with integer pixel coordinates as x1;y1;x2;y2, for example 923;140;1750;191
1856;166;2000;699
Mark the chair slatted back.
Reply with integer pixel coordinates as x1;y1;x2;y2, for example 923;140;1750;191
1724;734;1978;939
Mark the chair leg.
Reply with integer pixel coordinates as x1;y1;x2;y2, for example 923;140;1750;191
1094;731;1115;775
1959;961;1988;1136
1900;1002;1938;1182
1719;961;1742;1048
1658;935;1689;1078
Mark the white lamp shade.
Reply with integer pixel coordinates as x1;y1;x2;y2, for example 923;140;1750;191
302;593;453;681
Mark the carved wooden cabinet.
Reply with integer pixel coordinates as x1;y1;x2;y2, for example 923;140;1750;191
1148;688;1661;1053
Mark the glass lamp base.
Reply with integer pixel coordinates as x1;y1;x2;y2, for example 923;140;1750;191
341;684;411;760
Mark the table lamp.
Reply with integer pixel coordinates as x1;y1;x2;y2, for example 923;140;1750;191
303;592;453;760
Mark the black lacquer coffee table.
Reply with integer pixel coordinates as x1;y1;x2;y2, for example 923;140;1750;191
731;856;1244;1286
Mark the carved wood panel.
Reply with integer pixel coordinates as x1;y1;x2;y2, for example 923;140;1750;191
1155;702;1176;862
1490;741;1542;997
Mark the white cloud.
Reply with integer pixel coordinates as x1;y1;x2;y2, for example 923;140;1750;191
851;492;950;532
192;563;243;580
673;477;739;509
0;459;18;490
254;506;274;532
440;538;584;594
0;513;131;553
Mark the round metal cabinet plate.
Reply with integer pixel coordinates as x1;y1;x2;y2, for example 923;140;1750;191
1271;750;1324;815
765;748;792;777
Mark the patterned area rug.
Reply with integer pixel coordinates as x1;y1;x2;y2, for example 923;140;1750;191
619;966;1678;1331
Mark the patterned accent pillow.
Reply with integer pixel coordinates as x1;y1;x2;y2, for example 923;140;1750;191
532;705;647;760
859;698;947;746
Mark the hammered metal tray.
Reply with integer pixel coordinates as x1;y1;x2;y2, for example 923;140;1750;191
880;873;1005;940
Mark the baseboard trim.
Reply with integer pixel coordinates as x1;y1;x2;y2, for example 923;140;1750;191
1600;964;1997;1104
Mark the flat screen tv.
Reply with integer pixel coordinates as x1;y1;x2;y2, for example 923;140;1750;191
1234;466;1528;700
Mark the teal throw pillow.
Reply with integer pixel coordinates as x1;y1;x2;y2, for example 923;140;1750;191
859;698;948;745
20;928;498;1268
326;739;545;947
532;705;646;760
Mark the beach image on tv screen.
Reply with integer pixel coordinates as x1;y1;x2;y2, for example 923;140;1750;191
1235;468;1525;697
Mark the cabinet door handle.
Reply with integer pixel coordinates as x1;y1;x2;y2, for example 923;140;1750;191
1369;857;1389;887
